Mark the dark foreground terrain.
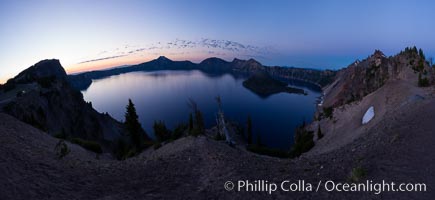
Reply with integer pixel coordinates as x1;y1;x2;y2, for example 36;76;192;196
1;48;435;199
1;88;434;199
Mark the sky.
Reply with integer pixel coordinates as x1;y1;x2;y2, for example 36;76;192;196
1;0;435;83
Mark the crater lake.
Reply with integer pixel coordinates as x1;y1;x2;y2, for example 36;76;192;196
82;70;320;150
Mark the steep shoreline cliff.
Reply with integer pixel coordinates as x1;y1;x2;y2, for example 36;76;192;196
0;60;126;151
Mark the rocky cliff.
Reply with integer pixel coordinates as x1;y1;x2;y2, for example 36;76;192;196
322;48;433;108
308;47;434;156
0;60;126;150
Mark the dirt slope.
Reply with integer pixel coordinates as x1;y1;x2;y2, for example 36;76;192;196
1;94;435;200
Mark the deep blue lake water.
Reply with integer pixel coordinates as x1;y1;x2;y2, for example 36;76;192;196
82;70;320;150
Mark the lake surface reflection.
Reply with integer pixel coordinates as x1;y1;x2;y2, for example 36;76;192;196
82;70;320;150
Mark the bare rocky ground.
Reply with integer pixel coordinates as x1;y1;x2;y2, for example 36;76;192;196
1;83;435;199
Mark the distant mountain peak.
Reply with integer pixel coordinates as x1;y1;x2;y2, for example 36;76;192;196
200;57;228;64
156;56;171;61
247;58;261;65
232;58;243;63
231;58;260;65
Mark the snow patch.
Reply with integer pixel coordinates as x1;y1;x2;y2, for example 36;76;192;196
362;106;375;124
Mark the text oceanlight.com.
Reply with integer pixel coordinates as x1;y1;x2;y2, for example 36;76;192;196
224;180;427;194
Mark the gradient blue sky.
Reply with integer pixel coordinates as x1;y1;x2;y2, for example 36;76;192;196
1;0;435;83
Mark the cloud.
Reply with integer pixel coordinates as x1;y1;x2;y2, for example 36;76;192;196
78;55;127;64
77;38;276;65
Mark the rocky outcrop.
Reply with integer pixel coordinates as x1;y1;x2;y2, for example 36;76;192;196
308;47;434;156
1;60;126;151
322;48;432;108
13;59;68;83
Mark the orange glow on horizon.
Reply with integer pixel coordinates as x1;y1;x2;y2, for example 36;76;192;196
67;56;150;74
66;54;217;75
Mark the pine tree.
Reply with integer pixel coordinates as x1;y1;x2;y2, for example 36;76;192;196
256;134;262;147
317;125;323;139
419;48;425;60
412;46;418;54
115;138;128;160
194;110;205;134
418;73;430;87
124;99;147;151
187;98;204;136
418;73;422;85
430;57;433;67
153;120;170;142
247;115;253;144
188;113;194;133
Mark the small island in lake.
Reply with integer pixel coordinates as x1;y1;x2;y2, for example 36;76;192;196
242;71;307;97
